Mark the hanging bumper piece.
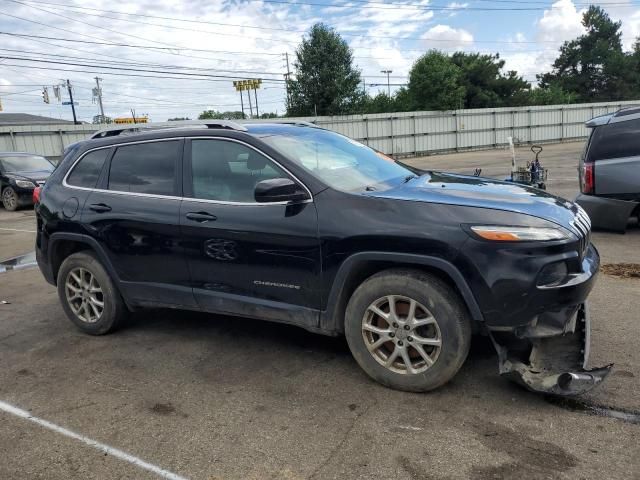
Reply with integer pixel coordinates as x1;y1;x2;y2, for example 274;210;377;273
491;303;613;396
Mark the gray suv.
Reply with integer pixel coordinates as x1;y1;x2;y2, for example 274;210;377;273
576;107;640;232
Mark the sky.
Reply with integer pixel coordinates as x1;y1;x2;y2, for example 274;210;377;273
0;0;639;122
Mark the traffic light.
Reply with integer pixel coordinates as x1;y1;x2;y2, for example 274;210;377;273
42;87;50;104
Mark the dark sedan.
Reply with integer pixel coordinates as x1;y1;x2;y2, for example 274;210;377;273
0;152;54;210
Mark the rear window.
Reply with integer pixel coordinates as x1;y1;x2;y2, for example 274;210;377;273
66;149;109;188
108;141;180;196
587;119;640;161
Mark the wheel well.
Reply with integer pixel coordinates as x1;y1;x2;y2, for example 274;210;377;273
51;240;92;284
332;261;476;333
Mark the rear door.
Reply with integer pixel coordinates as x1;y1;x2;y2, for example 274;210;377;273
587;119;640;199
81;138;196;308
180;137;321;323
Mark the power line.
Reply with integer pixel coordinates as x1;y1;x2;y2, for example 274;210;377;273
0;32;286;56
0;56;287;82
259;0;639;11
0;61;290;84
0;47;286;76
8;0;621;44
18;0;640;14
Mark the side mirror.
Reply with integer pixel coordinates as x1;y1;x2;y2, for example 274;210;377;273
254;178;309;203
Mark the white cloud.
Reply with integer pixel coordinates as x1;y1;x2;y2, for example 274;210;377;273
446;2;469;18
536;0;585;44
421;24;474;51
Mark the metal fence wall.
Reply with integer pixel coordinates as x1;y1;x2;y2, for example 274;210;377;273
2;100;638;160
304;100;640;158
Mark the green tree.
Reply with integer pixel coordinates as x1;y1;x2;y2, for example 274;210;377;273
92;114;112;124
525;85;577;105
450;52;530;108
362;92;397;113
198;110;245;120
630;39;640;95
406;50;466;110
539;6;632;101
287;23;364;116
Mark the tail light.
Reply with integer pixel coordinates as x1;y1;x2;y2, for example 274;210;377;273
33;186;42;204
581;163;594;194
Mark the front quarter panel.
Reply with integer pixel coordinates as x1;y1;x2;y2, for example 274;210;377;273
316;189;587;332
317;190;471;303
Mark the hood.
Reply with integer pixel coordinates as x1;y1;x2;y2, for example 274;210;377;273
5;170;52;183
368;171;581;231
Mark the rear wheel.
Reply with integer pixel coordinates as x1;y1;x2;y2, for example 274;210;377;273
57;251;127;335
2;187;19;211
345;269;471;392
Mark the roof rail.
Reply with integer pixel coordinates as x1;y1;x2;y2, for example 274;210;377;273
90;120;247;139
242;119;320;128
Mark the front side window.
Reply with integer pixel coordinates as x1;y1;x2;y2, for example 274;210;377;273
253;127;412;192
190;139;288;202
66;149;109;188
108;141;180;196
0;155;53;173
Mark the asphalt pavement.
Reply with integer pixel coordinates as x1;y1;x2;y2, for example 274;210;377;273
0;141;638;480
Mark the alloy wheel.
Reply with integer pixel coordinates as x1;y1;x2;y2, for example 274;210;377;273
362;295;442;374
2;189;17;209
65;267;104;323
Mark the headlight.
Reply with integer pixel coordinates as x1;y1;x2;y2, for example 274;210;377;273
469;225;570;242
14;180;36;188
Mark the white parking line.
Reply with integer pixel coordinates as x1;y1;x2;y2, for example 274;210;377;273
0;400;189;480
0;228;37;233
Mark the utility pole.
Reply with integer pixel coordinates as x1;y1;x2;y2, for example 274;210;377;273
380;70;392;97
284;52;291;109
246;87;253;118
234;80;246;118
254;85;259;117
66;79;78;124
94;77;105;123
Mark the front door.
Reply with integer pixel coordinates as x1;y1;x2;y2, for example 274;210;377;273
180;138;321;326
81;138;196;308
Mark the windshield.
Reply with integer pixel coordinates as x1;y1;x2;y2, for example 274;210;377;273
0;155;53;173
256;127;413;192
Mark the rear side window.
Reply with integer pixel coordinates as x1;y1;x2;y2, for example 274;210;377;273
108;141;180;195
66;149;109;188
588;119;640;161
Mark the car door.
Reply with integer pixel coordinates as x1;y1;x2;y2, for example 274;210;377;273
180;137;321;326
81;138;196;308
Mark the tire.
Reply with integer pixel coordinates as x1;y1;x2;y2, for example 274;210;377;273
56;251;127;335
345;269;471;392
2;187;19;211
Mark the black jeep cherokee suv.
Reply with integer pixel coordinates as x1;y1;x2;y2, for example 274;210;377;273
35;121;610;395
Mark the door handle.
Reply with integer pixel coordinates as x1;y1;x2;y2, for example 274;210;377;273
186;211;217;223
89;203;112;213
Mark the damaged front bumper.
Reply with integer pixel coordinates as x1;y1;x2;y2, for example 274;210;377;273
490;303;612;396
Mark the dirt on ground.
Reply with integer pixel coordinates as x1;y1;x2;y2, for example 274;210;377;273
601;263;640;279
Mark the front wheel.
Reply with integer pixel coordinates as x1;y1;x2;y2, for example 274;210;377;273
345;269;471;392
